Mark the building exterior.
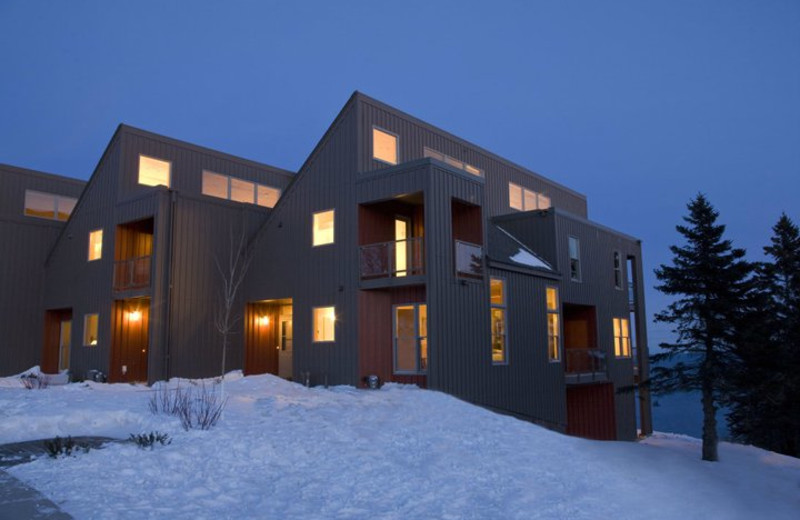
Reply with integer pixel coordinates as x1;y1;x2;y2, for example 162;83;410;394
1;92;651;440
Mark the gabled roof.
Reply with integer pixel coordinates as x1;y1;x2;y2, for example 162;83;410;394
487;223;556;276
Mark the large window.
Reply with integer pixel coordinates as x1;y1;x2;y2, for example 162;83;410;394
490;277;507;364
394;303;427;374
613;317;631;357
313;209;335;246
88;229;103;261
202;171;281;208
24;190;77;221
313;306;335;342
373;127;398;165
423;147;483;177
546;287;561;361
509;182;550;211
613;251;623;289
83;313;98;346
568;236;581;282
138;155;171;188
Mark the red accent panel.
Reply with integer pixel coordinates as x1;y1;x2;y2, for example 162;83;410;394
244;303;279;376
566;383;617;440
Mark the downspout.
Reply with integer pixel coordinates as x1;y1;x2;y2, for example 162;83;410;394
162;190;177;380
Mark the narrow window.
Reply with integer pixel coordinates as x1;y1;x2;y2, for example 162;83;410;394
524;189;537;212
423;147;444;161
394;303;428;374
256;184;280;208
490;277;507;364
463;163;482;177
568;236;581;282
613;251;623;289
56;196;77;221
373;127;398;165
313;306;335;342
613;317;631;357
83;313;98;346
202;171;229;199
88;229;103;261
537;193;551;210
230;178;255;204
313;209;335;246
546;287;561;361
138;155;171;188
509;183;523;210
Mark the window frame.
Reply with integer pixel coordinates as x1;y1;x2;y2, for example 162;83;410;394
137;154;172;188
508;182;550;211
490;276;508;365
83;313;99;347
568;236;581;282
88;228;103;261
613;317;632;358
392;302;428;375
312;306;336;343
546;286;562;362
312;209;335;247
23;190;78;222
372;126;399;165
613;251;623;290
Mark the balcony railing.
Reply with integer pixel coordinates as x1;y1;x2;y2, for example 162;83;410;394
455;240;483;278
113;255;151;291
359;237;424;279
565;348;607;383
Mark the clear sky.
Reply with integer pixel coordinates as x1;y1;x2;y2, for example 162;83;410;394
2;0;798;347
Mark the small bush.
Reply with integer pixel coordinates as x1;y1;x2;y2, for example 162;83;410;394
44;436;88;458
21;374;48;390
130;431;171;449
149;381;227;431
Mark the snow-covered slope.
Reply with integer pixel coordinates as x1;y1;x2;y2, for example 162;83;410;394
1;372;798;519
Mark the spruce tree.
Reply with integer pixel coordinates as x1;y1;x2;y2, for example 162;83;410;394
728;214;800;456
651;194;751;461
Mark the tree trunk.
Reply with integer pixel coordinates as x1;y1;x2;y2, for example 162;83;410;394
701;373;718;461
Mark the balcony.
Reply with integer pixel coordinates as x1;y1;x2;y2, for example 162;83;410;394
455;240;483;278
565;348;608;384
360;237;424;280
113;255;151;291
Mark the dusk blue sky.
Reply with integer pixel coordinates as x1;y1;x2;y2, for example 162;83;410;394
2;1;798;347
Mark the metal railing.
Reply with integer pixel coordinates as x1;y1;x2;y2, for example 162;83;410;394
565;348;607;383
455;240;483;278
359;237;424;279
113;255;151;291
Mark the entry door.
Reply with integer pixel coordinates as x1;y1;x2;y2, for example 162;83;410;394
278;307;293;379
58;320;72;372
395;217;410;277
393;304;427;373
112;300;150;382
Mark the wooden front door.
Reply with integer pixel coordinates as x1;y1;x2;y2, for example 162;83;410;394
111;299;150;382
42;309;72;373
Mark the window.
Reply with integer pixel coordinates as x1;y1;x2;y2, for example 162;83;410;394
568;236;581;282
373;127;398;165
88;229;103;261
313;306;335;342
138;155;171;188
394;303;427;374
546;287;561;361
203;171;281;208
508;182;550;211
24;190;77;221
83;313;98;346
490;277;507;364
424;147;483;177
613;317;631;357
613;251;623;289
313;209;334;246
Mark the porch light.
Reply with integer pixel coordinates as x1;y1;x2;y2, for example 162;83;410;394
258;315;269;326
129;309;142;322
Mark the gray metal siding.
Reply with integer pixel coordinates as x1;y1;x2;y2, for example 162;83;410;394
0;165;85;375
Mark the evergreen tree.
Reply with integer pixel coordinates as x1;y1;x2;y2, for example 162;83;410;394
728;214;800;456
651;194;752;461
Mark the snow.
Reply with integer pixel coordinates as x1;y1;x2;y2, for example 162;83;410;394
510;249;550;269
1;371;798;519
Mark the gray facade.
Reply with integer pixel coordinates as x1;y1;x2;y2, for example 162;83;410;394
1;92;651;440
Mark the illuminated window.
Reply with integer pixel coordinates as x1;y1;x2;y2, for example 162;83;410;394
138;155;171;188
424;147;483;177
202;171;229;198
490;277;507;364
614;317;631;357
230;178;255;204
546;287;561;361
88;229;103;261
509;182;550;211
256;185;280;208
24;190;77;221
568;236;581;282
83;313;98;346
613;251;623;289
313;306;335;342
394;303;427;374
313;209;334;246
373;127;398;165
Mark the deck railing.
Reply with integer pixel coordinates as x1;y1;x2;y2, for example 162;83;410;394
455;240;483;278
113;255;151;291
359;237;424;279
565;348;607;383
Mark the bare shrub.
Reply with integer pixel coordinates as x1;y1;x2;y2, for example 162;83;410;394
148;381;226;431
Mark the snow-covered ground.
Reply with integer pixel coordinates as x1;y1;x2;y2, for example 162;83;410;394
1;370;798;520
